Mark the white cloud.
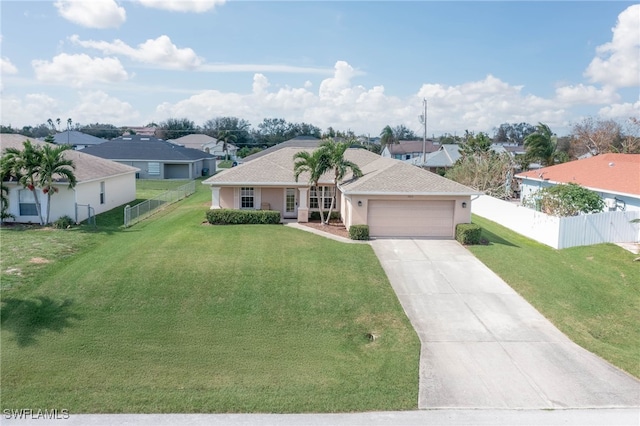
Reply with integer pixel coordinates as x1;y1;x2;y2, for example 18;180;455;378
70;91;140;125
0;93;60;127
584;4;640;88
1;57;18;75
198;63;333;74
54;0;126;29
32;53;130;87
554;84;620;105
154;63;572;136
598;101;640;120
136;0;225;12
70;35;203;70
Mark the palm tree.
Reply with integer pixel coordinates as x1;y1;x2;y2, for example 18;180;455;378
2;140;45;224
380;125;397;147
524;123;558;167
293;149;330;224
38;144;76;225
217;130;237;161
320;140;363;223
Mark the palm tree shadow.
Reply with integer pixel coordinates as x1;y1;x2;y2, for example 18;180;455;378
480;228;519;247
0;296;83;347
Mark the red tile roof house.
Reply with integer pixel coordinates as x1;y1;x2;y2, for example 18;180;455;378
515;154;640;212
202;145;480;238
1;134;139;224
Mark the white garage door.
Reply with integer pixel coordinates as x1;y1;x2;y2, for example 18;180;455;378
367;200;455;238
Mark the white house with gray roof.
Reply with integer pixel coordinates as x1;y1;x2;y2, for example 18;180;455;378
202;146;479;238
1;134;139;224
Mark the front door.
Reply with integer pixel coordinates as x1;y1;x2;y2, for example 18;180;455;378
284;188;297;218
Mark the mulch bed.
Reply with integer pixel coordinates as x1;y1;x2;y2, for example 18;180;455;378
300;220;350;239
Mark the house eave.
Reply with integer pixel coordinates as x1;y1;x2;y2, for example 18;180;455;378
341;190;481;197
516;176;640;199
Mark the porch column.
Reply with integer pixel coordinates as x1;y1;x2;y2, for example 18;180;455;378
297;187;309;222
210;186;221;209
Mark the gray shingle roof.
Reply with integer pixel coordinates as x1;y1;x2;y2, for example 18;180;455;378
81;135;215;162
1;133;138;183
242;136;322;162
203;145;478;195
50;130;106;146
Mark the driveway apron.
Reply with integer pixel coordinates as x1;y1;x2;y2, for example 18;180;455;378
369;239;640;409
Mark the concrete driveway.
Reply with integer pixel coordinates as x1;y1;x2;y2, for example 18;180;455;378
369;239;640;409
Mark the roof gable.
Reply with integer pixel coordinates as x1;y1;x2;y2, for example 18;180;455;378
515;154;640;196
204;145;477;195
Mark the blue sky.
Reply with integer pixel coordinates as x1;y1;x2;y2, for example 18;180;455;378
1;0;638;137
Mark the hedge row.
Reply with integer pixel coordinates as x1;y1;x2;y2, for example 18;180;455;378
206;209;281;225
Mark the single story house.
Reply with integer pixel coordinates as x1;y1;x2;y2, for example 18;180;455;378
1;134;138;224
81;135;216;179
408;144;462;172
50;130;106;150
242;136;323;162
380;140;441;161
169;134;239;159
202;146;479;238
515;153;640;212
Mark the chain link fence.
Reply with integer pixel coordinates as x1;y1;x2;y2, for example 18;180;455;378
124;180;196;227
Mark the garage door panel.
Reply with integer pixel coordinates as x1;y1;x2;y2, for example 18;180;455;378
368;200;454;238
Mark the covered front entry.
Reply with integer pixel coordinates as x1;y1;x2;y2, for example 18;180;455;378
367;200;455;238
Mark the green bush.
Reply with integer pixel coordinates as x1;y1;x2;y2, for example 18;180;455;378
52;215;75;229
308;211;341;221
349;224;369;240
456;223;481;245
206;209;281;225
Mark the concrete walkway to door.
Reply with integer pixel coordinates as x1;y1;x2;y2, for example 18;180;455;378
369;239;640;409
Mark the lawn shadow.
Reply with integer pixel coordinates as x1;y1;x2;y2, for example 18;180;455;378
0;296;83;347
480;228;520;248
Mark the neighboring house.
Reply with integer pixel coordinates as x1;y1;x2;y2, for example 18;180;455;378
408;144;462;172
242;136;323;162
202;146;479;238
50;130;106;150
515;153;640;212
1;134;138;224
380;140;441;161
169;134;238;159
81;135;216;179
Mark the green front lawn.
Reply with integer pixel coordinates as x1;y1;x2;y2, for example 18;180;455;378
468;215;640;378
0;184;419;413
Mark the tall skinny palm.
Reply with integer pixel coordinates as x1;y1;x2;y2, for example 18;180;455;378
524;123;558;167
217;130;237;161
293;149;330;224
3;140;44;224
39;144;76;225
321;140;363;224
380;125;397;148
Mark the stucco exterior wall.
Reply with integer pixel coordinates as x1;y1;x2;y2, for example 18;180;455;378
259;188;285;211
219;187;235;208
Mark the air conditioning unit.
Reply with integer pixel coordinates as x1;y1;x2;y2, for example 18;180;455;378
605;198;617;209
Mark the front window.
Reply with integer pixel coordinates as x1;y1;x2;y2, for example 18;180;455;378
100;181;105;204
310;186;333;209
241;187;254;209
19;189;38;216
148;162;160;176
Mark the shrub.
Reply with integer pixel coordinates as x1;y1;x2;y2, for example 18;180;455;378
52;215;75;229
309;211;341;221
456;223;481;245
523;183;604;217
349;224;369;240
206;209;281;225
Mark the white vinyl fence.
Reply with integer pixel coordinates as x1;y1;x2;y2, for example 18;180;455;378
124;180;196;227
471;195;640;249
